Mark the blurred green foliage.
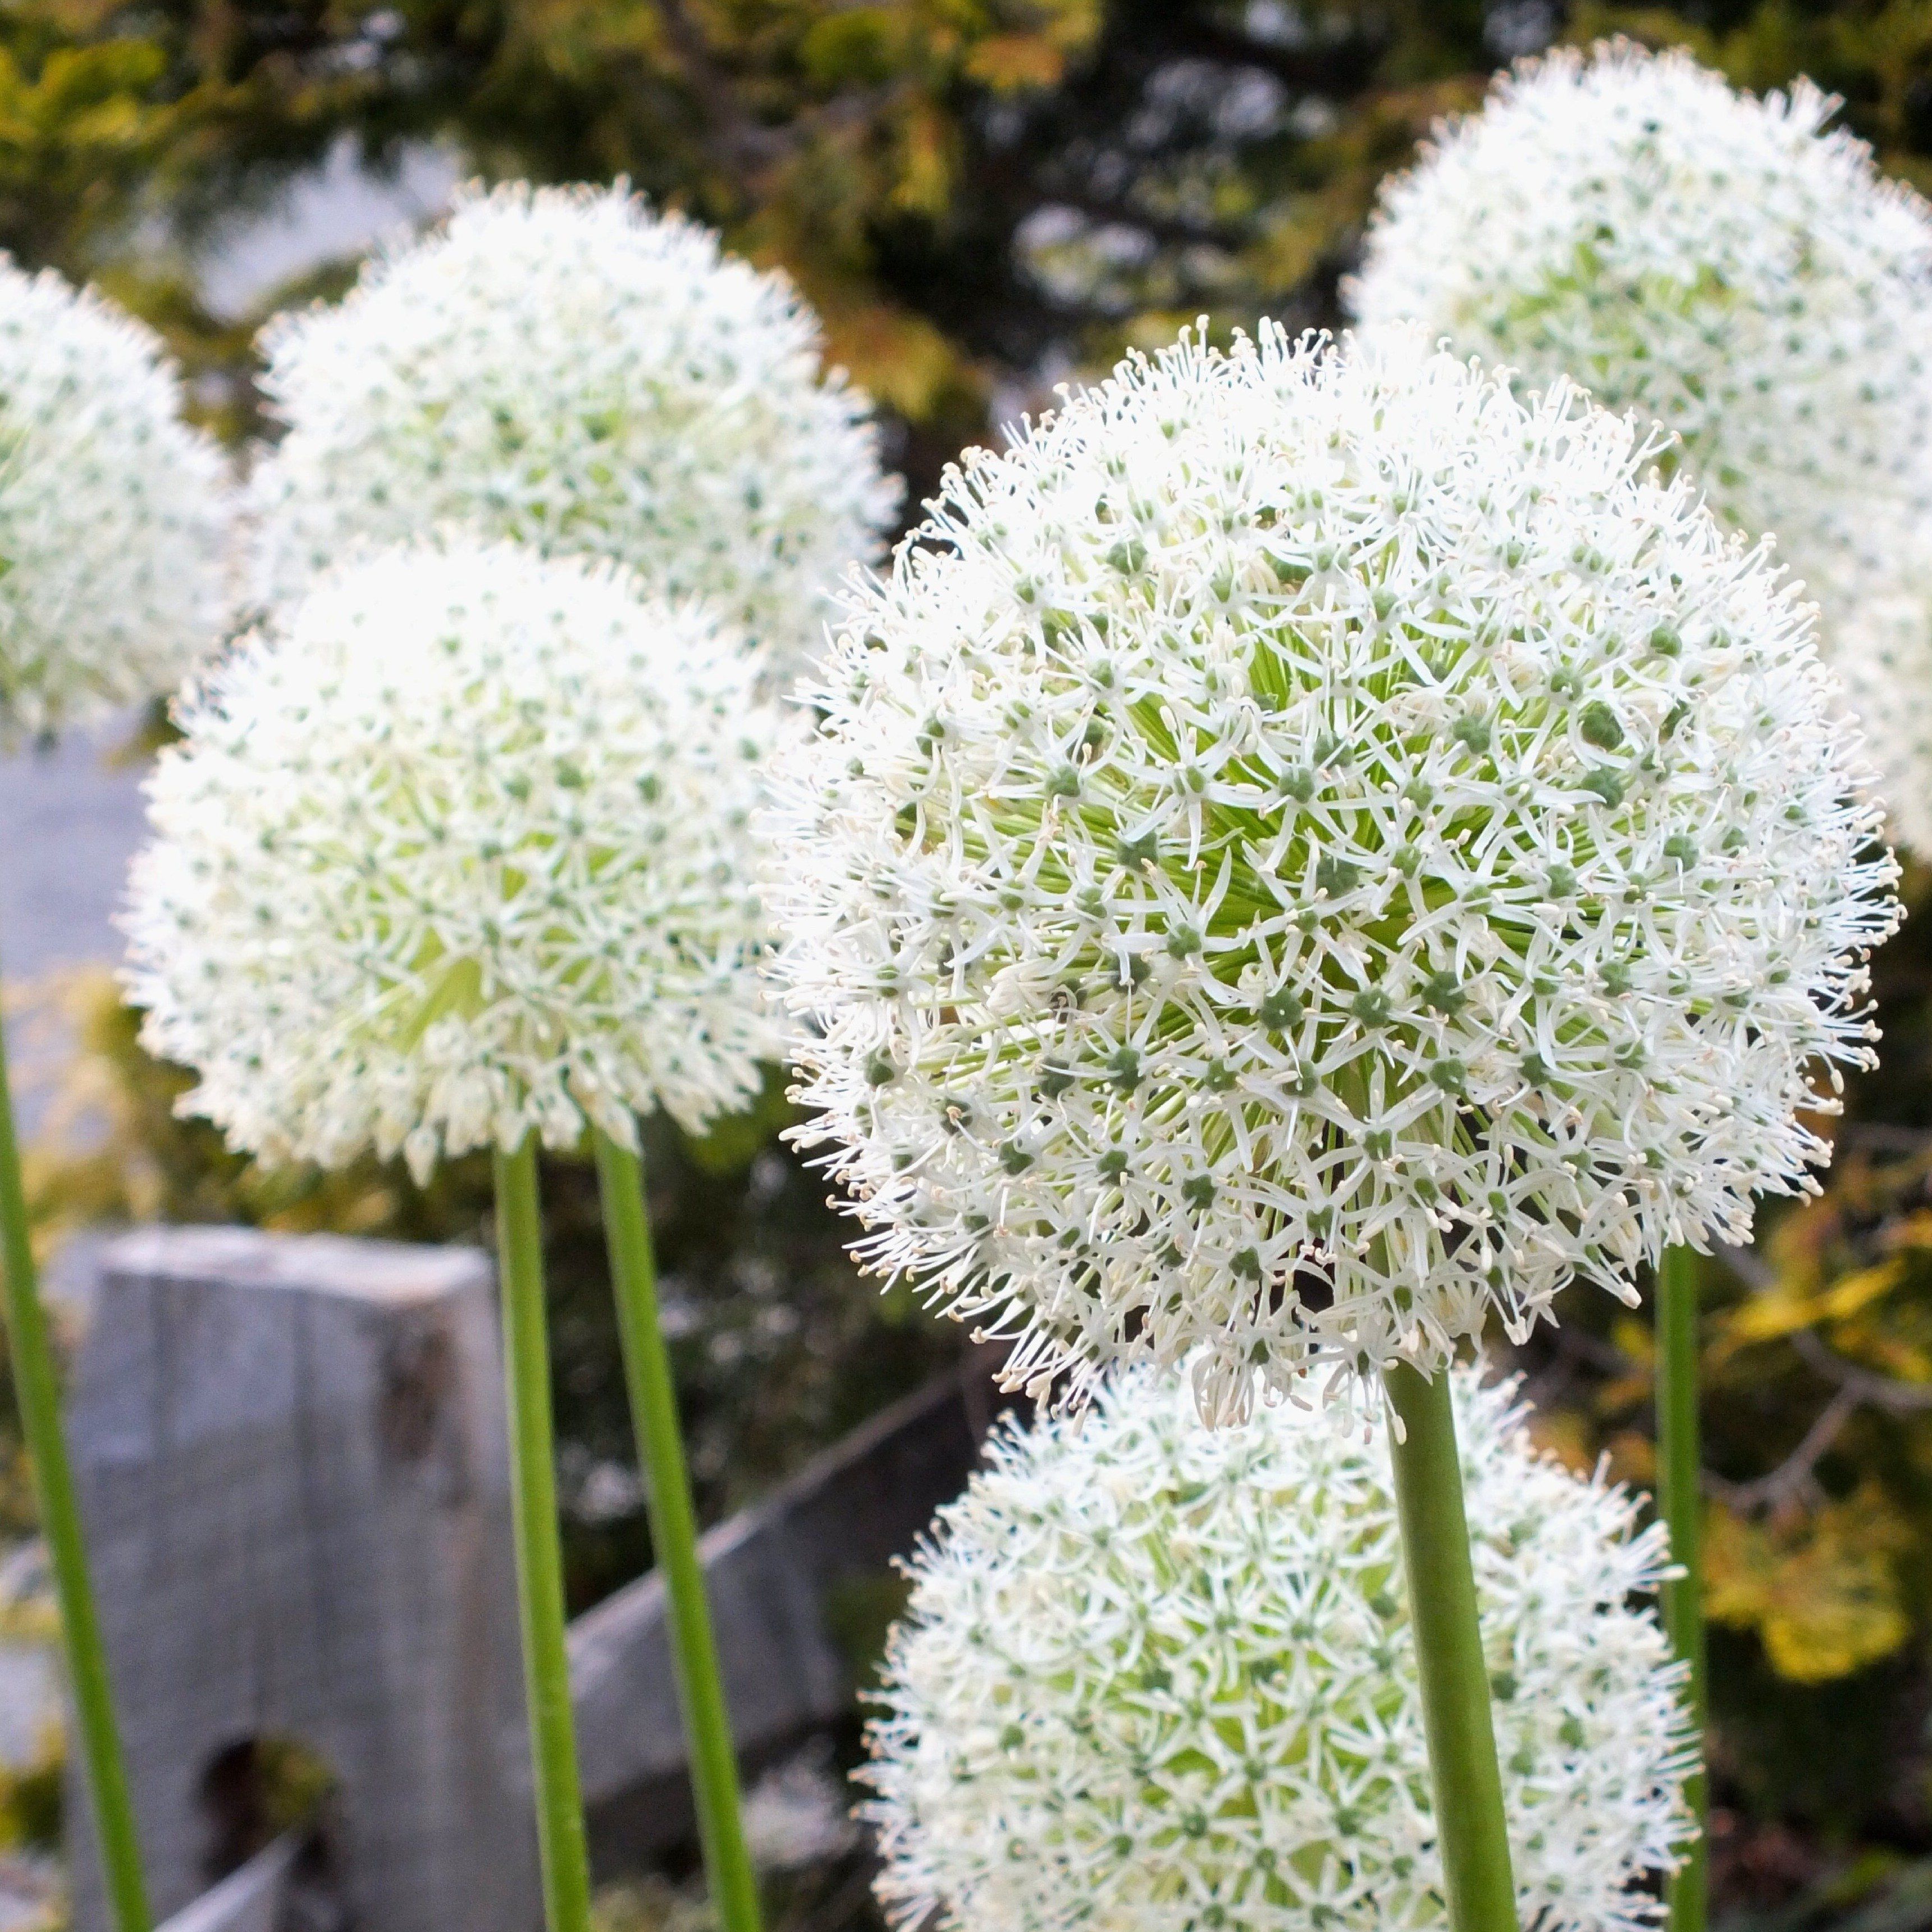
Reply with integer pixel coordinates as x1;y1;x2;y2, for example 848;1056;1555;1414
7;0;1932;1919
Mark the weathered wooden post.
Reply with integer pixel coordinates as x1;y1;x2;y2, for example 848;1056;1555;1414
60;1226;540;1932
56;1225;1012;1929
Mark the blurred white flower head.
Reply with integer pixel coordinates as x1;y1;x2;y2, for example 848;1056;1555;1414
865;1362;1696;1932
1831;550;1932;856
770;324;1897;1423
248;181;901;679
0;259;229;742
125;537;779;1182
1350;40;1932;569
1348;41;1932;843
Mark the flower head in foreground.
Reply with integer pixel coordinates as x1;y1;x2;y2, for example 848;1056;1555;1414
1348;42;1932;835
249;181;900;676
125;538;778;1182
0;258;229;742
771;326;1898;1422
865;1363;1695;1932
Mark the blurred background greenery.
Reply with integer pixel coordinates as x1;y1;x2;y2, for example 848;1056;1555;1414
7;0;1932;1926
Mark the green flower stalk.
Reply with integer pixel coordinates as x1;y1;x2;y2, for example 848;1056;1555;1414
124;537;779;1932
1656;1246;1709;1932
0;1022;150;1932
495;1138;593;1932
593;1131;761;1932
1385;1364;1518;1932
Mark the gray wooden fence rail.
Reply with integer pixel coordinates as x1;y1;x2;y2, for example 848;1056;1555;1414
57;1227;1001;1932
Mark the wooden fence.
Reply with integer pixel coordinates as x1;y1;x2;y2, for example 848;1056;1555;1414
52;1227;999;1932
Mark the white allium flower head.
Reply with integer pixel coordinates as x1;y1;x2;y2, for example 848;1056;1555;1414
865;1362;1696;1932
770;325;1898;1424
0;257;229;742
1828;529;1932;857
125;537;779;1183
1347;42;1932;841
1349;41;1932;583
248;181;901;677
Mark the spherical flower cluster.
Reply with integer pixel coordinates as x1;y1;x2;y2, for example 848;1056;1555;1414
1348;44;1932;843
125;537;779;1182
0;257;229;741
248;181;900;677
864;1362;1696;1932
1348;42;1932;599
770;325;1898;1422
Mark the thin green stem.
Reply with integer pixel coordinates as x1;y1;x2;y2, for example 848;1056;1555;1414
493;1138;593;1932
1384;1361;1518;1932
1657;1244;1708;1932
0;972;149;1932
592;1129;762;1932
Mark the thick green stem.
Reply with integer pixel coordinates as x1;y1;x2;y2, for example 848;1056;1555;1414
0;976;149;1931
1384;1362;1518;1932
1657;1245;1708;1932
593;1129;762;1932
493;1139;593;1932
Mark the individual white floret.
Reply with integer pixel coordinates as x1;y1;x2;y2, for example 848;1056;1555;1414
1348;43;1932;841
249;181;900;678
124;538;779;1182
770;325;1897;1422
866;1363;1696;1932
0;258;229;741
